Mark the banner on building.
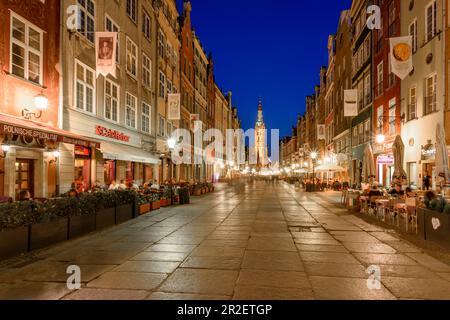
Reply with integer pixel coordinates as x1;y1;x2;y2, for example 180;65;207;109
168;93;181;120
344;90;358;117
317;125;325;140
95;32;117;78
390;36;413;80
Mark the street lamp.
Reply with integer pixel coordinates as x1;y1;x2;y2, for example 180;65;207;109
1;145;10;158
167;138;176;182
22;91;49;120
310;151;318;191
376;134;386;144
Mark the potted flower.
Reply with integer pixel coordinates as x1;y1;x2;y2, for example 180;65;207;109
0;202;33;260
151;193;160;210
115;189;137;224
68;193;96;239
139;194;151;215
29;199;70;251
95;191;117;231
418;195;450;248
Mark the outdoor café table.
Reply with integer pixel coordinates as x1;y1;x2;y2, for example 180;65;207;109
395;199;418;233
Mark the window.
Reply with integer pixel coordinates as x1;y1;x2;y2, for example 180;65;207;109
388;56;396;87
125;92;137;128
126;0;137;23
364;119;370;143
389;99;396;135
105;79;119;122
142;53;152;88
167;79;172;95
77;0;95;43
377;105;383;134
158;29;165;59
126;37;137;77
407;86;417;121
141;102;151;134
105;16;119;63
10;15;43;84
358;123;364;145
158;115;165;136
425;1;437;42
409;19;418;53
424;74;437;115
143;11;151;40
388;1;397;36
376;62;383;96
364;74;371;106
167;122;173;137
75;60;95;113
159;71;166;98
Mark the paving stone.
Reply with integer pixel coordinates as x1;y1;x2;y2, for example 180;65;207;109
382;277;450;299
309;276;396;300
354;253;418;266
181;256;242;270
145;244;197;253
87;272;167;290
300;251;361;264
242;250;304;271
304;262;367;278
159;269;238;295
114;261;180;273
384;241;423;253
233;286;314;300
158;236;205;245
247;237;297;252
201;239;248;248
342;243;397;254
405;253;450;272
131;252;189;262
237;270;310;289
190;246;245;258
293;238;342;246
296;244;349;253
0;282;71;300
378;264;442;279
63;288;150;300
148;292;230;300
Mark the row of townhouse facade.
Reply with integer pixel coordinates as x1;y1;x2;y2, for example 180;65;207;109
0;0;240;201
282;0;450;190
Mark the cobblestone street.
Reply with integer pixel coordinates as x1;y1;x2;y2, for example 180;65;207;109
1;181;450;300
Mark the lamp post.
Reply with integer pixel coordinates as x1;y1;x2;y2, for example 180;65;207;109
167;138;176;182
311;152;318;191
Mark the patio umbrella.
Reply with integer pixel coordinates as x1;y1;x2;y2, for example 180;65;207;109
362;144;376;183
392;135;408;185
435;123;450;189
314;163;346;172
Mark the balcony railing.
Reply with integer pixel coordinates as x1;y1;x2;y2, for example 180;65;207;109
424;95;437;115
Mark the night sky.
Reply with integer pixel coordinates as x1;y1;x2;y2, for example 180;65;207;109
177;0;353;138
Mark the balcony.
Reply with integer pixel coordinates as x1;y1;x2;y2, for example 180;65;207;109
423;95;437;116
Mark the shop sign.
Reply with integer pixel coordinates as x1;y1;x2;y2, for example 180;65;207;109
377;155;394;164
95;125;130;142
1;124;58;141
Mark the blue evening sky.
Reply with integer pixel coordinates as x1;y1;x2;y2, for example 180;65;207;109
177;0;353;138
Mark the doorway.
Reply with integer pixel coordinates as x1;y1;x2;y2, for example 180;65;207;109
15;159;34;200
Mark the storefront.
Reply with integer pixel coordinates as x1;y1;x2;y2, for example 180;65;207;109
0;113;98;200
376;154;394;187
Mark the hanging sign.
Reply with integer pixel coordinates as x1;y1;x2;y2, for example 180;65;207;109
390;36;413;80
168;93;181;120
95;32;117;78
344;90;358;117
317;125;325;140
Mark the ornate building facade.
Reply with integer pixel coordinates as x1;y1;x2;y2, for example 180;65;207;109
255;98;268;168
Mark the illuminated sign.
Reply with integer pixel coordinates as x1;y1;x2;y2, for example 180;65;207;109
377;155;394;164
95;125;130;142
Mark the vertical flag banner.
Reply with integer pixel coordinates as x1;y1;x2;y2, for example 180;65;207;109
390;36;413;80
95;32;117;78
317;125;326;140
344;89;358;117
168;93;181;120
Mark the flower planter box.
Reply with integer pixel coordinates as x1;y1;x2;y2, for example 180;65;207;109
0;226;29;260
139;203;151;215
418;208;450;248
30;218;69;251
167;198;172;206
194;189;202;196
68;214;96;240
116;204;133;225
95;207;116;231
152;201;160;210
160;199;167;207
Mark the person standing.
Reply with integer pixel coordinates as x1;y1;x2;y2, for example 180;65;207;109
423;174;431;190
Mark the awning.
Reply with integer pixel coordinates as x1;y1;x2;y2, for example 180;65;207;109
100;142;161;165
0;112;99;148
